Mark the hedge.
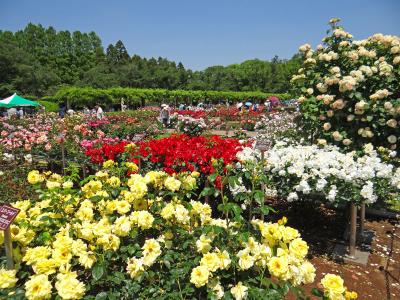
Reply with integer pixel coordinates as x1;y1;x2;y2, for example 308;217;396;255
45;87;290;108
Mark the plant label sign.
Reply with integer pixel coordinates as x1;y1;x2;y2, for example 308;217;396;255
255;142;269;152
0;205;20;230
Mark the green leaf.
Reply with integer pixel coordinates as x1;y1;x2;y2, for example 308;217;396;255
92;262;105;281
95;292;108;300
253;190;265;204
311;288;324;297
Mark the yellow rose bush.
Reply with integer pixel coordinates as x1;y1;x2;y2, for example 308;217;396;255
293;18;400;151
0;164;354;299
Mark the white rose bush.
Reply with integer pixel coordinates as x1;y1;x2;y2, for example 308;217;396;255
292;18;400;151
264;142;399;206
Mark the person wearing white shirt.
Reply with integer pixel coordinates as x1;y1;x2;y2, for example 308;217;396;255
96;105;104;119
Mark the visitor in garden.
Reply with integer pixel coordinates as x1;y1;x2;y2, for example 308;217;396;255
265;100;271;112
160;104;170;127
7;107;17;118
58;104;66;118
17;107;24;119
96;105;104;119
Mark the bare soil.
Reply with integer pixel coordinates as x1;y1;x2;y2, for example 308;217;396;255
268;201;400;299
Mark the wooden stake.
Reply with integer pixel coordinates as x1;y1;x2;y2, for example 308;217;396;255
4;227;14;269
61;142;66;175
360;202;365;237
349;202;357;258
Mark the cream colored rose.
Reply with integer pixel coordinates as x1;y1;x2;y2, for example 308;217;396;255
332;131;343;141
347;114;355;122
355;101;366;110
387;119;398;128
327;110;334;117
332;99;345;110
307;88;314;95
384;102;393;110
393;56;400;65
388;135;397;144
323;122;331;131
299;44;311;52
317;139;327;146
343;139;352;146
365;130;374;138
316;83;328;93
390;46;400;54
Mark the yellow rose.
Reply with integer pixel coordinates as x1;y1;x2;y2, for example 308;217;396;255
200;252;220;272
55;272;85;300
196;234;213;254
321;274;346;299
106;176;121;187
230;281;248;300
142;239;161;266
136;211;154;230
237;248;254;270
0;268;18;289
27;170;44;184
126;257;144;279
25;274;52;300
164;176;181;192
182;175;196;190
268;256;289;278
191;171;200;178
46;180;61;190
190;265;210;288
102;159;115;168
289;238;309;259
23;246;51;265
62;181;73;189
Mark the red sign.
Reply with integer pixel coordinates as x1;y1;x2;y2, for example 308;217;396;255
0;205;20;230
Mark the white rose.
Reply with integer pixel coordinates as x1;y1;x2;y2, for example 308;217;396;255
307;88;314;95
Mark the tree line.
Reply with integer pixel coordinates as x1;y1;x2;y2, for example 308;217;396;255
0;23;301;99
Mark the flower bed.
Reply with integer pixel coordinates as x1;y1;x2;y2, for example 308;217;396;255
0;166;355;300
84;134;248;175
264;142;399;205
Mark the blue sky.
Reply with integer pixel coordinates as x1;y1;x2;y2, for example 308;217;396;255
0;0;399;70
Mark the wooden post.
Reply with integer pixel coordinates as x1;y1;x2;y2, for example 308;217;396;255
61;142;66;176
4;227;14;269
349;203;357;258
260;150;265;221
359;202;365;237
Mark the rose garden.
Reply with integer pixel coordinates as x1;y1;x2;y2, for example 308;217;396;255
0;19;399;300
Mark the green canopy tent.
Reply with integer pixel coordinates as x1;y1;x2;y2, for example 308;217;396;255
0;93;40;108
